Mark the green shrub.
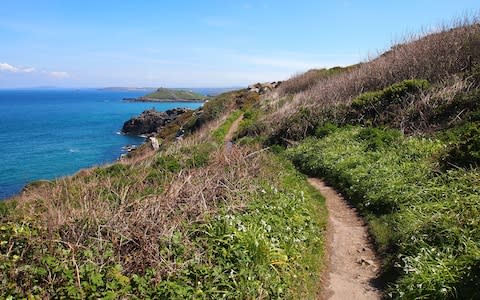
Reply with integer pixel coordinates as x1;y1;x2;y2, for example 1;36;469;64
432;88;480;127
235;108;267;139
351;79;430;109
153;155;182;172
184;142;216;168
314;122;338;138
441;122;480;169
356;127;402;151
95;164;130;178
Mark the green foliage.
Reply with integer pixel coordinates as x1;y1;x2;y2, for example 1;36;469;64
95;163;130;177
287;126;480;299
212;110;243;143
351;79;430;108
153;155;182;172
0;200;15;218
314;122;338;138
0;152;326;299
441;122;480;169
344;79;431;128
201;91;240;123
235;108;267;139
432;88;480;126
269;107;328;143
356;127;402;151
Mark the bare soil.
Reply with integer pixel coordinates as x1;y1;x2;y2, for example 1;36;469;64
224;114;243;142
308;178;382;300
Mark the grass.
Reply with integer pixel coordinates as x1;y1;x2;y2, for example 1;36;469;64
3;15;480;300
211;110;243;143
287;126;480;299
267;19;480;138
1;105;326;298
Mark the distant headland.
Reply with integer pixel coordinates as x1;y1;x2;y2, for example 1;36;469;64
123;87;208;102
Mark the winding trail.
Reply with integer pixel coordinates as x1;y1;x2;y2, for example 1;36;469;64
307;178;382;300
224;114;243;142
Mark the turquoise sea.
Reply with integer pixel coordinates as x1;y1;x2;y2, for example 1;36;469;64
0;89;204;200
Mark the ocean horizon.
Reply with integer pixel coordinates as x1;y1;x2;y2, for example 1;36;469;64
0;88;205;200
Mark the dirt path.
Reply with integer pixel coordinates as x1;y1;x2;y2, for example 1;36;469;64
307;178;382;300
224;114;243;142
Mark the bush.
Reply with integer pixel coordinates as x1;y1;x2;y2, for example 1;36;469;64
441;122;480;168
351;79;429;109
235;109;267;139
356;127;402;151
314;123;338;138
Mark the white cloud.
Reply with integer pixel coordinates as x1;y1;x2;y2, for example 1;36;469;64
0;62;68;79
49;71;69;79
22;67;35;73
0;62;35;73
0;62;19;72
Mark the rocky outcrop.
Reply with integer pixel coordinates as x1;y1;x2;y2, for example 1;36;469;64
247;81;282;94
121;108;190;136
149;137;160;150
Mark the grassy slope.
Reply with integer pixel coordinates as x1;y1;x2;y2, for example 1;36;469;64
0;93;326;299
237;21;480;299
288;127;480;298
141;88;207;101
2;17;479;300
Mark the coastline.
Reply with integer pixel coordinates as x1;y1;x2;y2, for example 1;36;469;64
0;90;203;201
123;97;206;103
1;141;144;201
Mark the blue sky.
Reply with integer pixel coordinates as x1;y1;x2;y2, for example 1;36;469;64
0;1;478;88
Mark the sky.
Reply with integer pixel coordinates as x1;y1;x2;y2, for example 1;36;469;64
0;1;479;88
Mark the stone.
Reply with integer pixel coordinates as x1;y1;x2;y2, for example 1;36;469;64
121;108;190;136
149;137;160;151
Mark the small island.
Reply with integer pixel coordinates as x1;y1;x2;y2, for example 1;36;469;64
124;87;207;102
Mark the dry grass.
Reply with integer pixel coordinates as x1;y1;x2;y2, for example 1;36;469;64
269;18;480;129
13;143;265;276
8;104;266;278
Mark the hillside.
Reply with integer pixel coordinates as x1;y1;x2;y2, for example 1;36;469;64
129;87;207;102
1;19;480;299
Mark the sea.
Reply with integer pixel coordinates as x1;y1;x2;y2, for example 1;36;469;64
0;88;209;200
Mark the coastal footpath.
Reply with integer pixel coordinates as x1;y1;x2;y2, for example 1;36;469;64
1;21;480;299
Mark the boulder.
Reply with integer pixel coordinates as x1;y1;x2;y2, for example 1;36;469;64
247;81;282;94
149;137;160;150
121;108;189;136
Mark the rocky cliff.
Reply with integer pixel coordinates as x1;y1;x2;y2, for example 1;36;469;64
121;108;190;136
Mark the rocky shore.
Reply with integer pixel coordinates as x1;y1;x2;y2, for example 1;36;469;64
123;97;205;103
121;108;190;136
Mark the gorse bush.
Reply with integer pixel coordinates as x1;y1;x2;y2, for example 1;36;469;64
351;79;429;108
234;108;267;140
288;126;480;299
